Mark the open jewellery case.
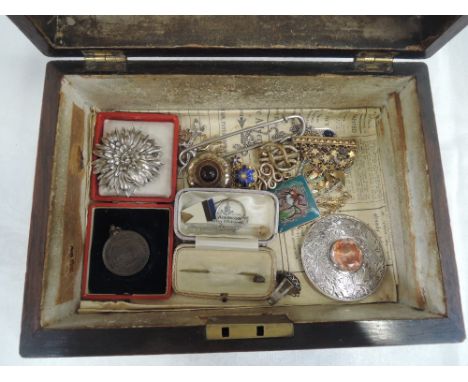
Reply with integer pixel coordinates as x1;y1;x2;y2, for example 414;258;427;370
11;16;467;357
173;188;279;301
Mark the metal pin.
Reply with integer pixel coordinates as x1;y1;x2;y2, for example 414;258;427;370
180;269;265;283
178;115;306;170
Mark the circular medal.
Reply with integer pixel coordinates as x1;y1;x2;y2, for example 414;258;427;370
102;226;150;277
301;215;386;301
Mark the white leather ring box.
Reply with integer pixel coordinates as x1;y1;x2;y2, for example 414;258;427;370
173;188;279;301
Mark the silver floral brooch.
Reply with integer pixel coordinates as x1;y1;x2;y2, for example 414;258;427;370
93;128;163;196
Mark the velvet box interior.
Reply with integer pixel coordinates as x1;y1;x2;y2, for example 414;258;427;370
82;204;173;300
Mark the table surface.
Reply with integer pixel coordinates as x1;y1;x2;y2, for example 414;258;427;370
0;16;467;365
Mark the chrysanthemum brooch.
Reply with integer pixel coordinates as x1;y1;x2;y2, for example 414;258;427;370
93;128;163;196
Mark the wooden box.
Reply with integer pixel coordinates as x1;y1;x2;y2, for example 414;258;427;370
10;16;467;357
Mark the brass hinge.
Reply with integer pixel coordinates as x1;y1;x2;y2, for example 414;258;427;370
354;52;395;73
83;50;127;63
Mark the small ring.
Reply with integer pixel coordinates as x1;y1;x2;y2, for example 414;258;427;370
215;198;247;227
259;163;274;176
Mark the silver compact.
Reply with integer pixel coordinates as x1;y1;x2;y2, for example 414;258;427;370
301;214;386;301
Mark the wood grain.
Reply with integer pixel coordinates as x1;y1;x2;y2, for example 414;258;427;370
8;16;468;59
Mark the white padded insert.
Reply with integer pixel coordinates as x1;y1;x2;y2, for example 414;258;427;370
99;119;175;198
173;246;276;299
176;189;278;241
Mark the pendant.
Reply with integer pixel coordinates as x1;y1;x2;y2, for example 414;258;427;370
267;271;301;305
270;175;320;232
232;162;258;189
102;225;150;277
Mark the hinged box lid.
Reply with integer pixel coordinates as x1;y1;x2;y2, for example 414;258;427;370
173;188;280;301
9;15;468;59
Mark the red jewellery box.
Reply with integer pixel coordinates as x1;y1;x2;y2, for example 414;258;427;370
82;203;174;300
91;112;179;203
82;111;179;300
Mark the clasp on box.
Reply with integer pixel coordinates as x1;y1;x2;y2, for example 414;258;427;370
206;315;294;340
354;52;395;73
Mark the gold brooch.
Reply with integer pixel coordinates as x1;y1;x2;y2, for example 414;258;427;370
258;142;300;177
293;136;357;192
186;152;232;188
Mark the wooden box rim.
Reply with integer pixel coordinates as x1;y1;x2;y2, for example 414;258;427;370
18;60;465;357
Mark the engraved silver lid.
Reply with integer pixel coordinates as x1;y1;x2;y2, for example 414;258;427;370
301;214;386;302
